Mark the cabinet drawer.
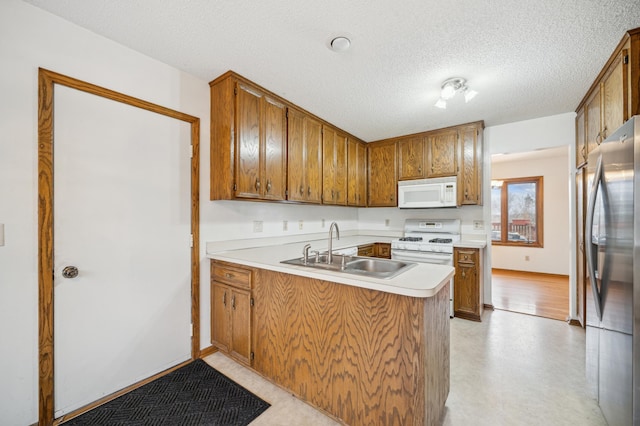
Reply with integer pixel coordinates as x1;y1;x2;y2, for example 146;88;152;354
211;262;252;289
456;249;477;265
358;244;375;257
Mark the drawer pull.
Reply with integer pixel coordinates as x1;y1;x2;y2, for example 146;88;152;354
225;272;234;279
231;295;236;310
462;270;466;278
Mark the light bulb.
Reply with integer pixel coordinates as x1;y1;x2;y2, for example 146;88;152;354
434;98;447;109
440;84;456;100
464;88;478;103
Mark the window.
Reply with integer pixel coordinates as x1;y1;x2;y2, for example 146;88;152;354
491;176;543;247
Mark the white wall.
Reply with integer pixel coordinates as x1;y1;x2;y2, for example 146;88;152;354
491;150;571;274
0;2;209;424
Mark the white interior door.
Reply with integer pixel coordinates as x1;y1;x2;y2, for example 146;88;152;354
53;86;192;416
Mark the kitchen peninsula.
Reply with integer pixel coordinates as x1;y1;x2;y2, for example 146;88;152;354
208;236;453;425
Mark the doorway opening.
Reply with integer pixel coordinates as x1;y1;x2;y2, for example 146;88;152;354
490;146;570;321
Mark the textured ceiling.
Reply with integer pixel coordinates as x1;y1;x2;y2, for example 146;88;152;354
24;0;640;142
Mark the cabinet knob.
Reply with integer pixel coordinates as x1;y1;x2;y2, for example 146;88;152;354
223;291;227;307
231;295;236;310
266;179;272;192
255;178;261;190
225;272;234;279
418;166;422;174
462;270;466;278
299;185;304;195
308;186;311;196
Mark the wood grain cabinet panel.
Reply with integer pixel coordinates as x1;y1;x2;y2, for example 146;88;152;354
601;49;628;140
453;247;484;322
575;106;587;167
398;136;425;180
458;123;483;205
367;140;397;206
210;72;286;201
347;138;367;206
287;107;323;203
210;260;253;366
322;126;348;205
426;129;457;177
251;267;450;426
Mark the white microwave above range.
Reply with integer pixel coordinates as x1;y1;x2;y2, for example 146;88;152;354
397;176;457;209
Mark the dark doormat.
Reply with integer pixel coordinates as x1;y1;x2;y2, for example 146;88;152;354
62;359;270;426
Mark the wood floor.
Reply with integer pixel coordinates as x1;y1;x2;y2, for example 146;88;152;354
491;268;569;321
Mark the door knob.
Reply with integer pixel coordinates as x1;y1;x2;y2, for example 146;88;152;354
62;266;79;279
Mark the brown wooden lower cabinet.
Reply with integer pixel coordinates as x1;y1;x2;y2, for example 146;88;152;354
210;260;253;366
453;247;484;321
251;267;450;426
357;242;391;258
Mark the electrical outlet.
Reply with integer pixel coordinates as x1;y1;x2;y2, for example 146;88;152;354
253;221;263;233
321;219;325;228
473;220;484;230
283;220;288;231
298;220;304;230
385;219;390;227
525;255;530;261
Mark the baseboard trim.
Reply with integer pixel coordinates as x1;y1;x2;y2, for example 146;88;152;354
567;318;583;327
483;304;495;310
199;345;217;358
491;268;569;280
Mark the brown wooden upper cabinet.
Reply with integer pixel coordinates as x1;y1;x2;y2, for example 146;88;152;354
322;125;348;205
368;140;397;207
458;123;483;205
347;138;367;206
398;136;426;180
426;128;457;177
287;107;323;203
210;72;286;201
575;28;639;168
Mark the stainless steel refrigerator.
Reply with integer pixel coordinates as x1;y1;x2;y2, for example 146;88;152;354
585;115;639;425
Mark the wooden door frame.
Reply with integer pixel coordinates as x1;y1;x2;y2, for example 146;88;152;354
37;68;200;426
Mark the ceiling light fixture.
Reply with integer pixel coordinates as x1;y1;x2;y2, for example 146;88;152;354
330;36;351;52
434;77;477;109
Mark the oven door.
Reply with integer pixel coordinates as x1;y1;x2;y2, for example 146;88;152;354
391;249;452;265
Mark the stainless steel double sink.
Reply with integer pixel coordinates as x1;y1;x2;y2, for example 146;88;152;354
281;253;416;279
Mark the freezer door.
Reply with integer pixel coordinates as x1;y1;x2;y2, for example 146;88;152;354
599;328;632;425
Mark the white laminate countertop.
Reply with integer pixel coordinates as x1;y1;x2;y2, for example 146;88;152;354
453;239;488;249
207;236;454;298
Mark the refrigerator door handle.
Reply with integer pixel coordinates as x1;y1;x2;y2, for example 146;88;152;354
586;154;604;321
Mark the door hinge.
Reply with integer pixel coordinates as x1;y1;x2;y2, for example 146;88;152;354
190;323;193;337
285;189;288;197
250;298;254;307
623;54;629;64
189;145;193;158
286;109;289;118
190;234;194;248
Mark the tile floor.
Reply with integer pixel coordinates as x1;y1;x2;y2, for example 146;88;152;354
204;309;606;425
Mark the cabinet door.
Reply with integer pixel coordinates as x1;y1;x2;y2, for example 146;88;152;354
334;131;348;205
585;85;602;156
211;282;230;352
398;136;425;180
322;126;347;205
235;83;262;198
576;168;586;326
347;139;367;206
576;107;587;167
426;129;457;177
287;108;306;202
262;96;287;200
375;243;391;259
454;248;481;321
230;288;252;365
322;126;337;204
459;125;482;205
367;141;397;206
602;49;628;140
305;116;323;203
